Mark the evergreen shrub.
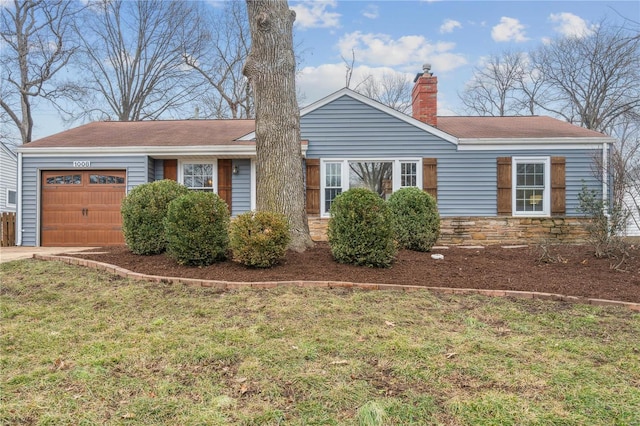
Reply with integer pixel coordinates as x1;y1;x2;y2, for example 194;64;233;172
229;211;290;268
164;191;230;266
387;187;440;251
121;180;189;255
327;187;397;267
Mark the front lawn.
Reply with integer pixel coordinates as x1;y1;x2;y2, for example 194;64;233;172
2;259;639;425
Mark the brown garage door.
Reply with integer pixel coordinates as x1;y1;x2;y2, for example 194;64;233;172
41;170;126;246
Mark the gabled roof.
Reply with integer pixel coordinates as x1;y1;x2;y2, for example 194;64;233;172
17;88;615;155
238;88;459;144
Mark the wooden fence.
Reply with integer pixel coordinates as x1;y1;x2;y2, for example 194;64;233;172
1;212;16;247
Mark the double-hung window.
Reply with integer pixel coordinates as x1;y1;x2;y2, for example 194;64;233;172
512;157;550;216
324;162;342;213
321;159;421;215
181;162;216;192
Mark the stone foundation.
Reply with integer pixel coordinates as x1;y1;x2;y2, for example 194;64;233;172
308;216;592;245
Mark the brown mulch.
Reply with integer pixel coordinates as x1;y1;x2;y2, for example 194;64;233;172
66;242;640;303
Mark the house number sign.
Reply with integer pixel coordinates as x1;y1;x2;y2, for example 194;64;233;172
73;161;91;168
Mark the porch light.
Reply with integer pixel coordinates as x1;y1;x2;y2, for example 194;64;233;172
233;165;239;175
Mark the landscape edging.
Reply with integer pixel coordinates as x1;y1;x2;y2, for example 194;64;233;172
33;254;640;312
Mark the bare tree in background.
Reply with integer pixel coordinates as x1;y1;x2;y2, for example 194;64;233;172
531;22;640;133
535;21;640;235
597;115;640;235
355;72;412;114
243;0;313;252
68;0;203;122
184;1;253;119
1;0;80;143
459;50;531;116
341;51;411;114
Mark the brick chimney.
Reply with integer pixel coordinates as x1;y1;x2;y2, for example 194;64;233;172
411;63;437;127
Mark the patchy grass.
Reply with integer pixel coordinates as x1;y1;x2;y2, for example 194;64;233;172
1;259;639;425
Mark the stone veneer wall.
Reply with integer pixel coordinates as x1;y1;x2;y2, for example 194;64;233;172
308;216;592;245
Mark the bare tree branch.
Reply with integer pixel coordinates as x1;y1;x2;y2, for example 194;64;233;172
68;0;203;122
183;1;253;119
531;21;640;132
1;0;81;143
458;50;531;116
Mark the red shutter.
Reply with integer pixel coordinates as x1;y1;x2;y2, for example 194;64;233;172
497;157;512;216
551;157;566;215
305;159;320;215
218;159;232;212
422;158;437;200
163;159;177;181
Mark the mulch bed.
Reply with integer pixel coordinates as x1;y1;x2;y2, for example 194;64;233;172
65;242;640;303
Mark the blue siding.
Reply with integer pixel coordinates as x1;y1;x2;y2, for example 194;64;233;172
300;95;603;217
20;155;148;246
231;159;251;216
1;145;17;212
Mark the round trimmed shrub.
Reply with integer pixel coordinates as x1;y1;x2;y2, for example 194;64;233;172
327;188;397;268
164;191;230;266
121;180;190;255
229;211;290;268
387;187;440;252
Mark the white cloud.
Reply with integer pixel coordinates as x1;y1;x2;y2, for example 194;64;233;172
362;5;379;20
549;12;594;38
291;0;340;29
440;19;462;34
296;63;414;105
336;31;467;72
491;17;529;42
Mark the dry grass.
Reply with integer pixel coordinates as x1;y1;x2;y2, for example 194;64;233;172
1;259;639;425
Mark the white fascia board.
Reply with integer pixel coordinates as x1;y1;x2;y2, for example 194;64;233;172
17;143;308;158
238;88;459;146
457;137;615;151
16;145;258;156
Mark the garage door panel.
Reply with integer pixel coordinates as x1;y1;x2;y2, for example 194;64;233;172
42;229;85;246
86;229;124;246
85;210;123;226
41;170;126;246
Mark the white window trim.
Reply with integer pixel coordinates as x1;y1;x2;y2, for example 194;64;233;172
320;158;422;217
178;159;218;192
512;156;551;217
6;188;16;208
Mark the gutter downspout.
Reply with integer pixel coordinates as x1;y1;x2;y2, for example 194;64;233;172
16;152;22;246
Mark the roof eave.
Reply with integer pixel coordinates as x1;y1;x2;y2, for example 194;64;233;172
17;143;309;157
457;136;615;151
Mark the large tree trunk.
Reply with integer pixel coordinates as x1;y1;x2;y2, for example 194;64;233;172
243;0;313;252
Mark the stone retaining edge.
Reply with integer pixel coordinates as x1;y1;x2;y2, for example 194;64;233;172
34;254;640;312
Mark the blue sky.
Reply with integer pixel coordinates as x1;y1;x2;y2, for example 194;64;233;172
291;0;638;113
27;0;640;140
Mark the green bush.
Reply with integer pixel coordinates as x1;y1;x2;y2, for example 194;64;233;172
229;211;290;268
327;188;397;268
121;180;190;255
164;191;230;266
387;187;440;252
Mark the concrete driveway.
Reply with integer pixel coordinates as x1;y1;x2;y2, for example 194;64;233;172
0;246;98;263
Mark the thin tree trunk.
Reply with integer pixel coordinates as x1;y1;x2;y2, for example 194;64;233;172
243;0;313;252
